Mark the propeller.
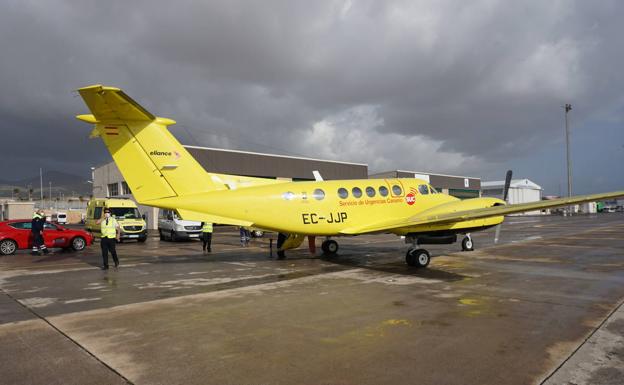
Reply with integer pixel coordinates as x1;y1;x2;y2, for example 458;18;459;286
494;170;513;244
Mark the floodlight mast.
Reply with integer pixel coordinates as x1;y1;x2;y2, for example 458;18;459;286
564;103;572;215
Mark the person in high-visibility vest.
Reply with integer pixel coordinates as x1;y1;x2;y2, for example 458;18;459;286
96;208;120;270
31;209;49;255
201;222;213;254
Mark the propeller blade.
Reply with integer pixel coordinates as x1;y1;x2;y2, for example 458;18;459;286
503;170;513;202
494;224;501;244
494;170;512;244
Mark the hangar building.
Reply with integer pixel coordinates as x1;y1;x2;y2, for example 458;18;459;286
482;179;543;215
368;170;481;199
93;146;368;229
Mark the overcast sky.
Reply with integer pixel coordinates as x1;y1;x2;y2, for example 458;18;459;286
1;0;623;194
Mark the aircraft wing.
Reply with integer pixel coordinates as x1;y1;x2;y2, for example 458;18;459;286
340;190;624;234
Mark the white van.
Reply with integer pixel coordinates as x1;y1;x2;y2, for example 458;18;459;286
52;212;67;224
158;209;203;241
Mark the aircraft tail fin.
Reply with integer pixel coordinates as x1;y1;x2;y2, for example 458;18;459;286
76;84;224;203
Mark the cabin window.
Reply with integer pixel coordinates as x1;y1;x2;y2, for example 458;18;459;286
392;185;403;196
418;185;429;195
352;187;362;198
282;191;295;201
379;186;389;197
337;188;349;199
313;189;325;200
366;186;376;197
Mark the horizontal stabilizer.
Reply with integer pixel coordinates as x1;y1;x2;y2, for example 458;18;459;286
77;84;156;122
176;209;253;227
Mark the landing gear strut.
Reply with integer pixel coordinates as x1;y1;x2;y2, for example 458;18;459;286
461;234;474;251
321;239;339;255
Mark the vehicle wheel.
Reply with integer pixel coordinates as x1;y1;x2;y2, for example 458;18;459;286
461;236;474;251
406;248;430;268
170;230;178;242
0;239;17;255
71;236;86;251
322;240;338;255
277;250;286;260
159;230;164;241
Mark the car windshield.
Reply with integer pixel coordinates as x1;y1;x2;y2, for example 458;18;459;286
110;208;140;219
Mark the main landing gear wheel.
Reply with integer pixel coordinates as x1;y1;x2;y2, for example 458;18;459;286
321;240;339;255
461;236;474;251
405;248;430;268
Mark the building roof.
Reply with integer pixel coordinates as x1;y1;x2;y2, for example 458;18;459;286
183;145;367;167
482;179;542;190
394;170;481;180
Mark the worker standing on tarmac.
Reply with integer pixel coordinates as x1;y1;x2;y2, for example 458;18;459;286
96;208;120;270
201;222;213;254
31;209;48;255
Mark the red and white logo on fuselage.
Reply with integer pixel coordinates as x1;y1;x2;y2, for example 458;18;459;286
406;193;416;205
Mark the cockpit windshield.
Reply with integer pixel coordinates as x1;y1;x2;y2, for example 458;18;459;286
110;207;141;219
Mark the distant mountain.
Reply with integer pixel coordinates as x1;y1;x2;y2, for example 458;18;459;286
0;170;92;199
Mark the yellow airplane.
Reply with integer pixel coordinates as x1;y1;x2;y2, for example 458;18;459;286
76;85;624;268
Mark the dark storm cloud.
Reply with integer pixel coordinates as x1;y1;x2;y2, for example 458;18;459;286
1;0;623;193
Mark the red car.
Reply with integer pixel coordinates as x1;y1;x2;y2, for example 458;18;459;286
0;219;93;255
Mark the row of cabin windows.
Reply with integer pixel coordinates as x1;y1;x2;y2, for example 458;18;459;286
281;184;437;201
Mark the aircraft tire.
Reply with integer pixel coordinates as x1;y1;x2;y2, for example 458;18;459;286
405;250;416;266
322;240;338;255
461;236;474;251
406;248;430;268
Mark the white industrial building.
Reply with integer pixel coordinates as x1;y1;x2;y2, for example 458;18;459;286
482;179;543;215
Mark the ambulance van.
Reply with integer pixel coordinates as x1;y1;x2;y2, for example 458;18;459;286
85;198;147;242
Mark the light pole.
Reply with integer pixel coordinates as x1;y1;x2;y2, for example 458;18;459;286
564;103;572;215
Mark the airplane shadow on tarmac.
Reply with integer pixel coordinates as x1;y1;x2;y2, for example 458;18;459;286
106;245;468;283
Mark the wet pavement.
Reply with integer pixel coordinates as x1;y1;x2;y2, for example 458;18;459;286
0;214;623;384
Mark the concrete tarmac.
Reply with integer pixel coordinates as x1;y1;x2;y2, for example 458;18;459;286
0;214;623;384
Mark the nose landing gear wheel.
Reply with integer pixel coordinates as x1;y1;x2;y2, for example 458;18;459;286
321;240;339;255
406;248;430;268
461;236;474;251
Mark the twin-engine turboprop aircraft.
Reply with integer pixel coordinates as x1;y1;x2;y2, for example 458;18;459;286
76;85;624;268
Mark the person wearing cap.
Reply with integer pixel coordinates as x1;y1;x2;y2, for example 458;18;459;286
31;209;48;255
96;208;120;270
